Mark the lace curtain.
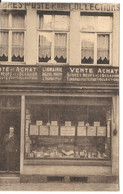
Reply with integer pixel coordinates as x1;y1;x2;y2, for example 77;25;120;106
97;34;109;64
0;32;8;61
39;33;51;62
12;32;24;61
54;33;67;63
81;33;94;64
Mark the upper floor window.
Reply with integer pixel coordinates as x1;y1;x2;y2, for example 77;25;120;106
0;10;26;62
37;12;69;64
80;13;112;65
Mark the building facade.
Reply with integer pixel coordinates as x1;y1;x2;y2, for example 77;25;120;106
0;3;119;183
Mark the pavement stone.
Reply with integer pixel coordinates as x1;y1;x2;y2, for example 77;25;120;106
0;183;119;191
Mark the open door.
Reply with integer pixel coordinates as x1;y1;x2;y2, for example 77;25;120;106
0;109;21;172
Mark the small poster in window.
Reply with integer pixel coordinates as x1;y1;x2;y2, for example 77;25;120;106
94;122;100;127
65;121;71;126
87;126;96;136
50;126;59;136
78;121;85;126
51;121;58;126
29;125;38;135
77;126;86;136
36;120;43;126
60;126;75;136
97;126;106;136
39;126;49;135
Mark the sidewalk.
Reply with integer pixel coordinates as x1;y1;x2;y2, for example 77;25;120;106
0;183;119;191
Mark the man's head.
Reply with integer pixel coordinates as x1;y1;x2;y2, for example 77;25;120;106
9;126;14;135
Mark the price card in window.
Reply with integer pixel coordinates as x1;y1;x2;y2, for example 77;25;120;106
77;126;86;136
97;126;106;136
39;126;49;135
30;125;38;135
94;122;100;127
60;126;75;136
87;126;96;136
36;120;43;126
50;126;59;136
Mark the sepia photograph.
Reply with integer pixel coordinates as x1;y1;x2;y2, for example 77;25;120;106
0;1;119;191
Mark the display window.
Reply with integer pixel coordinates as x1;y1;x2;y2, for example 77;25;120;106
25;97;112;160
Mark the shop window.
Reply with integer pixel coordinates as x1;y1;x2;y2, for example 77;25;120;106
80;14;112;65
0;10;26;62
38;12;69;64
25;97;112;161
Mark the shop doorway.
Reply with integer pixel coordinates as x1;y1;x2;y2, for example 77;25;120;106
0;109;21;172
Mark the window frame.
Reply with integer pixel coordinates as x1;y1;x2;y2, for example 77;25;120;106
37;12;70;65
0;10;26;64
80;14;112;66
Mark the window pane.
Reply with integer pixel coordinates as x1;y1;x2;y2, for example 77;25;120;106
80;16;97;31
0;32;8;61
55;15;69;30
0;11;9;28
39;15;52;30
97;34;110;64
80;16;112;32
38;32;51;62
12;32;24;62
12;12;25;28
97;16;112;32
81;33;94;64
54;33;67;63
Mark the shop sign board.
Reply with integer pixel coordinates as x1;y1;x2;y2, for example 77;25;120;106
0;3;119;12
0;65;119;86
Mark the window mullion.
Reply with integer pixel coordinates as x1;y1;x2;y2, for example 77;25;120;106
110;33;112;65
52;15;55;62
8;13;12;62
94;33;97;65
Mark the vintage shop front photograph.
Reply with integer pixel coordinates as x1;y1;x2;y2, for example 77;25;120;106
0;2;119;191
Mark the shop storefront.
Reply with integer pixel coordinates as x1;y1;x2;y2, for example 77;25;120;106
0;3;119;183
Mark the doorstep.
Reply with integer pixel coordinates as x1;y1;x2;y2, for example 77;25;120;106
0;172;20;183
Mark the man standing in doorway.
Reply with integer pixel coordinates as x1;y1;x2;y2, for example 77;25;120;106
4;126;19;172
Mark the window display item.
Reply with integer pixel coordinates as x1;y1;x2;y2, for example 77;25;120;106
77;126;86;136
65;121;71;126
39;125;49;135
36;120;42;126
29;125;38;135
60;126;75;136
94;122;100;127
78;121;85;126
97;126;106;136
51;121;58;126
87;126;96;136
50;126;59;136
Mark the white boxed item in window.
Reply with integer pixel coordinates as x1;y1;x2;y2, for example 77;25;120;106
65;121;71;126
51;121;58;126
26;114;31;120
87;126;96;136
50;126;59;136
36;120;43;126
60;126;75;136
78;121;85;127
30;125;38;135
77;126;86;136
94;122;100;127
39;125;49;135
97;126;106;136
